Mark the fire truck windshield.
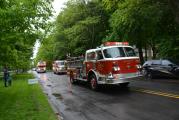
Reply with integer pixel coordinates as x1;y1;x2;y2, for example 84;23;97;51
103;47;136;58
39;61;45;64
124;47;136;57
57;61;64;65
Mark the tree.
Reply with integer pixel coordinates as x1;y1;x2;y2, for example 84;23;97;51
36;0;179;64
108;0;178;63
47;0;109;59
0;0;53;70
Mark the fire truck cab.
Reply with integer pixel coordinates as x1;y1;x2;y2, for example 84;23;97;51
36;61;46;73
67;42;142;90
52;60;66;74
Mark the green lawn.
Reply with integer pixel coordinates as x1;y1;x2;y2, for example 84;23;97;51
0;73;57;120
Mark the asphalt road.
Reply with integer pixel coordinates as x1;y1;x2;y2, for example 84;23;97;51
35;72;179;120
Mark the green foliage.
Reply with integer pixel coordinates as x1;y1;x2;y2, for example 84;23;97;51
158;37;179;60
110;0;161;42
36;0;179;63
36;0;109;61
34;36;55;69
102;0;121;13
0;0;53;69
107;0;179;62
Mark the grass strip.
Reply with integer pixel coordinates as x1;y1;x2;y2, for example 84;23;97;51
0;73;57;120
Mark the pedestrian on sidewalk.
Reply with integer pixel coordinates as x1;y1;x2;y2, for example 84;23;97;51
3;66;11;87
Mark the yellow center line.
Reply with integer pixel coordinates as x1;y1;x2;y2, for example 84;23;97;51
131;87;179;99
135;79;179;84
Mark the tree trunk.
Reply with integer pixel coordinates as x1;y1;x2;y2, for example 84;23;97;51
152;46;157;59
138;47;144;65
169;0;179;24
144;44;148;61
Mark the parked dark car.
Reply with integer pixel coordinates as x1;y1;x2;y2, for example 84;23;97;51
142;59;179;79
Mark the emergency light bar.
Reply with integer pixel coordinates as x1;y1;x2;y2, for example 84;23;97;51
104;42;129;46
37;61;46;67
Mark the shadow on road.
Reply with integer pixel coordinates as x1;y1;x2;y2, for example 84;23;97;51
71;81;132;96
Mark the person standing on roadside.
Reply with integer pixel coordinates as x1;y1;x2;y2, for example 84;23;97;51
3;66;10;87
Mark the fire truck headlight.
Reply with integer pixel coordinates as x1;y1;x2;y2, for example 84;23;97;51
107;72;114;79
113;66;120;71
99;77;106;81
136;65;142;69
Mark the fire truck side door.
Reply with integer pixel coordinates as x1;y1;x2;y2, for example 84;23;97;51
81;61;86;78
85;51;97;76
96;50;104;74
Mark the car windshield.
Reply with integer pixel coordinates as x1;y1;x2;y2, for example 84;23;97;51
143;61;152;66
103;47;136;58
39;61;45;64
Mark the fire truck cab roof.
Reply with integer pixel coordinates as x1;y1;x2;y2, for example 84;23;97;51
85;42;137;61
86;42;130;52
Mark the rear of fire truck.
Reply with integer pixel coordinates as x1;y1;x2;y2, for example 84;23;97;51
67;42;142;90
67;56;85;82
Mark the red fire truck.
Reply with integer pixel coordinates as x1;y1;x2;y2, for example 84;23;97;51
52;60;66;74
36;61;46;73
67;42;142;90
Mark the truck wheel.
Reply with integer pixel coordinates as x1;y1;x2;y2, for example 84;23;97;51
90;74;98;91
146;72;153;80
148;72;153;79
70;72;76;84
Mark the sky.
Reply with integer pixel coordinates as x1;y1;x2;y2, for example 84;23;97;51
52;0;67;16
33;0;67;59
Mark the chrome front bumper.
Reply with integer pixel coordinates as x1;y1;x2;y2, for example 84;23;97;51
37;70;46;73
98;72;143;84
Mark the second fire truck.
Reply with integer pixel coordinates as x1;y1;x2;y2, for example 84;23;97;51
52;60;67;74
67;42;142;90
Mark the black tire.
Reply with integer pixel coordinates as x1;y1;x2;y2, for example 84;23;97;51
147;72;153;80
90;74;98;91
146;72;153;80
142;69;147;76
142;69;153;80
